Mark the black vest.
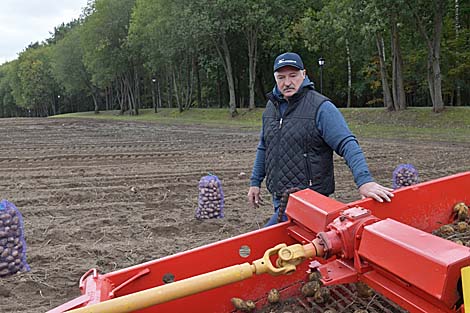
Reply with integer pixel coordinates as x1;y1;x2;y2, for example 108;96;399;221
263;87;334;197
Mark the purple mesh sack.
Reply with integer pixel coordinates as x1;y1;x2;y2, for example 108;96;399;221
195;175;224;219
0;200;30;277
392;164;419;189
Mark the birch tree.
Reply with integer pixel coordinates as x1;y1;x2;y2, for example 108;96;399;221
407;0;446;112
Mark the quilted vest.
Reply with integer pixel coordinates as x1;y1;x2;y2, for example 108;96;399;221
263;87;334;197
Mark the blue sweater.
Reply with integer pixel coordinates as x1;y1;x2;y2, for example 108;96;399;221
250;77;373;192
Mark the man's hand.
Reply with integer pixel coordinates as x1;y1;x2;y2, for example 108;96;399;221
247;186;263;208
359;182;394;203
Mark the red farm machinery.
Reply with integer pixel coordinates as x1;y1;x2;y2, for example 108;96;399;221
49;171;470;313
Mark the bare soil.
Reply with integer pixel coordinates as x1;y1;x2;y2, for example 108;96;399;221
0;118;469;313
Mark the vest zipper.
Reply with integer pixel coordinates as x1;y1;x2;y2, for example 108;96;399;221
303;153;313;186
279;118;283;129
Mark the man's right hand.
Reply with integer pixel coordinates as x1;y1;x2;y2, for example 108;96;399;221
248;186;263;208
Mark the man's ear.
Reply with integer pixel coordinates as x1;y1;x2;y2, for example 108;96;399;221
302;70;306;78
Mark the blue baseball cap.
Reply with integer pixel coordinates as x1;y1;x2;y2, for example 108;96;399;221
273;52;304;72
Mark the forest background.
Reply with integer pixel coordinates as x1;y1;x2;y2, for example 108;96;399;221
0;0;468;118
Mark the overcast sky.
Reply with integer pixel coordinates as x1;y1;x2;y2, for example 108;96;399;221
0;0;89;65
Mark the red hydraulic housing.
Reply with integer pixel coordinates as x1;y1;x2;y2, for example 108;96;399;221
48;172;470;313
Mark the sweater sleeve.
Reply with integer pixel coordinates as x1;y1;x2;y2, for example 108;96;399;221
250;130;266;187
316;102;374;188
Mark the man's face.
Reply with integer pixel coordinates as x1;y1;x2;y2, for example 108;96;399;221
274;66;306;99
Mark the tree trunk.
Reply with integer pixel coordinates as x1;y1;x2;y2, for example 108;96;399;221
118;78;126;114
184;54;193;110
391;13;406;110
431;1;444;113
133;68;140;115
409;0;444;113
91;91;99;114
167;72;173;108
216;67;222;108
246;27;258;110
195;58;202;108
346;39;351;108
215;35;237;116
105;86;109;111
157;78;162;109
172;67;182;113
455;0;461;106
52;96;57;116
151;78;157;113
375;32;394;111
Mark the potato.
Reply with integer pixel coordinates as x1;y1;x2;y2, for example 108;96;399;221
301;281;321;297
231;298;248;310
1;248;10;258
307;271;322;282
437;225;455;236
245;300;255;311
456;221;468;233
267;288;280;304
355;281;374;298
313;287;330;304
454;202;469;221
0;268;10;276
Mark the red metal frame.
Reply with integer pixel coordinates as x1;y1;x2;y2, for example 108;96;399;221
48;172;470;313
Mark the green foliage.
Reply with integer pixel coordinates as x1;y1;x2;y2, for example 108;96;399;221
1;0;469;116
12;45;59;115
51;27;89;94
80;0;136;87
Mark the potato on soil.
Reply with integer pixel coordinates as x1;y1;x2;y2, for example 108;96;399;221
354;310;369;313
324;309;337;313
453;202;469;221
230;298;255;312
455;221;469;233
231;298;248;311
267;288;280;304
436;224;455;236
355;281;374;298
307;270;322;282
245;300;256;311
301;280;321;297
313;287;330;304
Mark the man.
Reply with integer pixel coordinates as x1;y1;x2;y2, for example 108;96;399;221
248;52;393;227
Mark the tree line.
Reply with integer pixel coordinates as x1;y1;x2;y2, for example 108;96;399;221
0;0;468;118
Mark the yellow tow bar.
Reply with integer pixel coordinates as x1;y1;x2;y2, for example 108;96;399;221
68;242;320;313
462;266;470;312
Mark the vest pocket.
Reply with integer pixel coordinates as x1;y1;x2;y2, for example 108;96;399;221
303;153;313;187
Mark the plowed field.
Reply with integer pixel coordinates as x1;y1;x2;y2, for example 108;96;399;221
0;117;469;312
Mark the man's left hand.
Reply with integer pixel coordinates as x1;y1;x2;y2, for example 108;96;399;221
359;182;394;202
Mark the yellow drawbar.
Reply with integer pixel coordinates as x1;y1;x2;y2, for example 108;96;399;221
461;266;470;312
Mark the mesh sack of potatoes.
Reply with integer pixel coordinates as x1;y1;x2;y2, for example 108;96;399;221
0;200;30;278
392;163;419;189
195;175;224;219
